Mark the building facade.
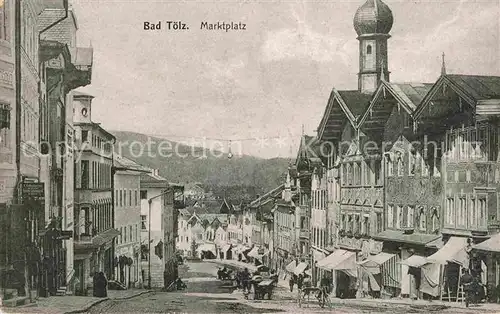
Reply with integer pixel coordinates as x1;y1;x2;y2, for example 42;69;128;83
139;169;184;288
139;169;167;288
113;155;145;288
413;74;500;299
73;92;117;295
162;184;183;288
38;7;93;296
0;0;80;303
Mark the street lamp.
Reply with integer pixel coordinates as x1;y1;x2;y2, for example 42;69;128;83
147;188;175;289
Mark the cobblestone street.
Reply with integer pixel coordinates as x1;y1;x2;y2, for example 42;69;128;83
83;262;500;314
4;261;500;313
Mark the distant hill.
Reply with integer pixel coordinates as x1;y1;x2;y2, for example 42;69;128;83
111;130;290;192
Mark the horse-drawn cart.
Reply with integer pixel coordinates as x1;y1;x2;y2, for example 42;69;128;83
253;279;275;300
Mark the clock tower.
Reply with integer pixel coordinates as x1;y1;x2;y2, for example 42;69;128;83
72;91;94;124
353;0;393;94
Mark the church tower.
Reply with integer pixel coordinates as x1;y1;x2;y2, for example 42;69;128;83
353;0;394;94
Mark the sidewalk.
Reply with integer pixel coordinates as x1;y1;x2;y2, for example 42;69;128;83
2;289;154;314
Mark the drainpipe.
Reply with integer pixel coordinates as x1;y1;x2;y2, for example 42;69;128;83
110;138;116;280
14;0;22;205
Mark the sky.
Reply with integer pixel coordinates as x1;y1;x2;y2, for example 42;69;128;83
70;0;500;159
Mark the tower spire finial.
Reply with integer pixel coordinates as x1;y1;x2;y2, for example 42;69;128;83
301;124;305;136
441;52;447;76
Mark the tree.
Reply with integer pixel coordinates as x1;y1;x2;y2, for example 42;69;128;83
190;239;198;258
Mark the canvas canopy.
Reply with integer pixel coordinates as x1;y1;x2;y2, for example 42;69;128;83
317;249;356;273
420;237;469;297
400;254;427;268
358;252;396;275
248;247;260;258
474;233;500;253
197;243;216;254
425;236;468;266
285;260;296;273
293;262;308;275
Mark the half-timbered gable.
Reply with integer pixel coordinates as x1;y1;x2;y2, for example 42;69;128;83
363;81;443;270
415;75;500;238
408;74;500;299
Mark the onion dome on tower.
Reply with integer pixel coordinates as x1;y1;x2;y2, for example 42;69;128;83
353;0;394;36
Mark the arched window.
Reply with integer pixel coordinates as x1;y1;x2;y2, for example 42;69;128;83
430;206;439;233
367;45;372;55
418;206;426;231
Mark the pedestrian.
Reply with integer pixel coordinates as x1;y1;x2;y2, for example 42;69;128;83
176;278;187;290
303;274;312;288
235;270;241;288
289;274;295;292
297;274;304;291
461;269;474;307
242;268;251;293
98;272;108;298
319;275;331;300
92;272;98;297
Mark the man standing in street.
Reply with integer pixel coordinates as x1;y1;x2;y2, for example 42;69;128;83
461;269;474;307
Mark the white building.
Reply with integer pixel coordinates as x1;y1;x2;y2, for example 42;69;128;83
113;155;147;288
176;209;193;257
139;169;168;288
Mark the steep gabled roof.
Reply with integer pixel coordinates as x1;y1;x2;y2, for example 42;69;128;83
359;80;433;133
415;74;500;119
317;88;372;141
187;212;202;226
114;155;150;173
183;206;208;215
249;184;285;208
220;198;234;214
198;213;228;225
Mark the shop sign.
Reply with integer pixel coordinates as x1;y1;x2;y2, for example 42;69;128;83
22;182;44;200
